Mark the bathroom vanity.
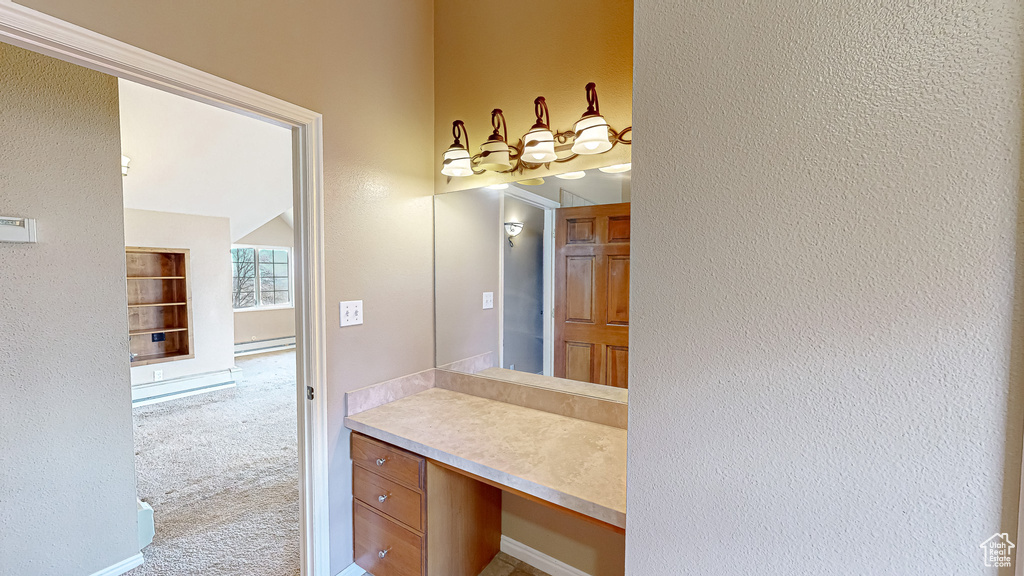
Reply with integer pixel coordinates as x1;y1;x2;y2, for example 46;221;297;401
345;372;626;576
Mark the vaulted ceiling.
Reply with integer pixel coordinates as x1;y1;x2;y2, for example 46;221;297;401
118;79;293;241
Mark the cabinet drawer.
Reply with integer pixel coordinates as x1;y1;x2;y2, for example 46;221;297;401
352;433;424;489
354;466;424;531
354;501;424;576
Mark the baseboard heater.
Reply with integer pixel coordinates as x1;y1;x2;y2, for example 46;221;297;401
234;336;296;356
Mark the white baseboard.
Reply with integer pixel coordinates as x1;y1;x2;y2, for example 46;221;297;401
335;562;365;576
131;367;240;405
88;553;144;576
234;336;296;356
501;535;591;576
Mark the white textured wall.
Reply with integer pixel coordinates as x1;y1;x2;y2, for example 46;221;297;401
629;1;1024;575
123;209;235;385
0;43;138;576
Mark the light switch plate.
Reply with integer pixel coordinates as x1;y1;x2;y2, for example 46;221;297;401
483;292;494;310
340;300;363;327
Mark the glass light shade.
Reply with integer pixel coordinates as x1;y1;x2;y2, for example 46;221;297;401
555;171;586;180
599;163;632;174
571;115;612;155
522;128;557;163
478;139;512;171
505;222;524;237
441;146;473;177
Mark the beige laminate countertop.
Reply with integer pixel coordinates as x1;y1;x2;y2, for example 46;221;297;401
344;387;627;528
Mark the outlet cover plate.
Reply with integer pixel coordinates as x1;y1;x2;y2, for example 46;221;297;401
483;292;494;310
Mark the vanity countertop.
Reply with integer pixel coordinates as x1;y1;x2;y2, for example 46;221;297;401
344;387;627;528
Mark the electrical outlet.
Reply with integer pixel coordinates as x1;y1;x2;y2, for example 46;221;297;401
153;370;164;382
340;300;363;327
483;292;494;310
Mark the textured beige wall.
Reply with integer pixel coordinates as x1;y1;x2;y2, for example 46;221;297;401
234;215;297;344
630;1;1024;574
236;215;294;248
235;308;296;345
502;494;624;576
434;0;633;193
123;209;235;385
0;43;138;575
14;1;435;571
434;188;501;366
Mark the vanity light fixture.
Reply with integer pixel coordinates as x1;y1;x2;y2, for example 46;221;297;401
440;82;631;181
555;171;586;180
571;83;613;155
441;121;473;177
517;178;545;186
522;97;557;164
477;109;513;172
121;155;131;177
598;163;632;174
504;221;524;247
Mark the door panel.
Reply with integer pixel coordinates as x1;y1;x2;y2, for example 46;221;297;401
565;256;596;323
565;341;596;382
605;346;629;389
554;202;630;387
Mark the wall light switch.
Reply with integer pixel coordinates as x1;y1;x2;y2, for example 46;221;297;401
340;300;363;327
483;292;494;310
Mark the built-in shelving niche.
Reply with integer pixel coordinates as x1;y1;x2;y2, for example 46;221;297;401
126;247;194;367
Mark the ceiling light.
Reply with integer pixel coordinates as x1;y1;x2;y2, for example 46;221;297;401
517;178;545;186
441;121;473;178
477;109;513;172
522;97;557;164
571;83;612;155
121;155;131;177
599;163;631;173
556;171;586;180
486;183;509;190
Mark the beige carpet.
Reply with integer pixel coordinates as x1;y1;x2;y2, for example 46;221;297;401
127;350;300;576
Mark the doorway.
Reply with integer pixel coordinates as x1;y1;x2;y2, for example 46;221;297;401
0;6;330;575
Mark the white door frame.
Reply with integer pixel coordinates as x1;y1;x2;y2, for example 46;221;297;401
0;4;330;576
503;186;560;376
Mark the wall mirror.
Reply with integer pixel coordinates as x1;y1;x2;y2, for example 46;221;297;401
434;163;631;399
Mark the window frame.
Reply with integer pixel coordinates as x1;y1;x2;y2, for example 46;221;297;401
231;243;294;312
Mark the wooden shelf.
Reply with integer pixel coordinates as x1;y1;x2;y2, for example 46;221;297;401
130;351;195;367
129;327;188;336
126;247;193;366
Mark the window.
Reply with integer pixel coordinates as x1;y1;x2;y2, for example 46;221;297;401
232;247;291;309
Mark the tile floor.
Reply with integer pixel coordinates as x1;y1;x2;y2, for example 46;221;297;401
362;552;552;576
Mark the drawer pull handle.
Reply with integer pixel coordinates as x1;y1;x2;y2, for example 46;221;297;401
376;457;387;466
378;493;389;503
378;548;390;559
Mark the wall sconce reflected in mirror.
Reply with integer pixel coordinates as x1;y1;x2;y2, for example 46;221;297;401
504;221;523;247
121;155;131;177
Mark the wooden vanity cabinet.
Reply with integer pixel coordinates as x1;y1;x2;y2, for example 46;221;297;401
351;432;500;576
